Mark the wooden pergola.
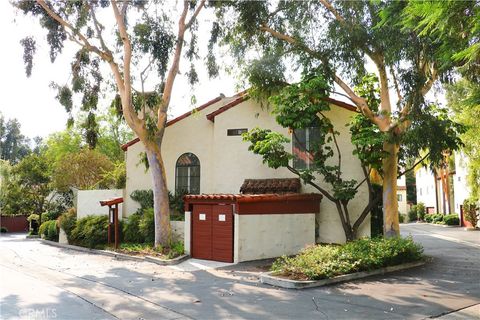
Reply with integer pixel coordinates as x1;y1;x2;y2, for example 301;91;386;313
99;197;123;249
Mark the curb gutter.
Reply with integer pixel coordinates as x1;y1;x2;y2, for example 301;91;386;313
40;239;189;265
260;260;426;289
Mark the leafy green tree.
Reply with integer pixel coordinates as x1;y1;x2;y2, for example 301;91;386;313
212;1;468;237
446;79;480;201
52;148;114;191
0;114;31;164
43;129;83;168
16;0;207;247
402;0;479;82
0;154;51;220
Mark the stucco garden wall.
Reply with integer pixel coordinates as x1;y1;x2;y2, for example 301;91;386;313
234;213;315;263
73;189;123;220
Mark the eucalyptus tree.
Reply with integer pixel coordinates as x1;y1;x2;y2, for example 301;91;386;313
212;1;470;237
16;0;207;246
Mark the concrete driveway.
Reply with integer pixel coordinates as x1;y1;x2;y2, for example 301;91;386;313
0;223;478;320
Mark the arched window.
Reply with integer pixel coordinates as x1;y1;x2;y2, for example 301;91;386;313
175;153;200;194
292;119;321;170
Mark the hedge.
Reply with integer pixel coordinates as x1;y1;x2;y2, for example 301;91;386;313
272;237;423;280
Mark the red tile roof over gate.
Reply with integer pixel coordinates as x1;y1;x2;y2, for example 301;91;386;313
240;178;301;194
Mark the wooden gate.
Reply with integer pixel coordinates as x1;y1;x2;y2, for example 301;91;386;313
192;204;233;262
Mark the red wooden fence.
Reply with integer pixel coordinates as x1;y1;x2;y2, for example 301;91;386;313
0;215;29;232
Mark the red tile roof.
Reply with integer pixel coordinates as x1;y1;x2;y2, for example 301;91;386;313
183;193;322;203
240;178;301;194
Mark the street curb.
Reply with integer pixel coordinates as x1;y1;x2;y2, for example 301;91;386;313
260;260;426;289
424;223;461;228
145;254;190;265
39;239;189;265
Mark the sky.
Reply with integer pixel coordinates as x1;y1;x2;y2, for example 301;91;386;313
0;2;238;139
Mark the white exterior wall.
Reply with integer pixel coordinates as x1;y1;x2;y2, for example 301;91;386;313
74;189;123;219
124;97;370;244
416;167;437;212
397;176;408;215
454;152;471;214
234;213;315;263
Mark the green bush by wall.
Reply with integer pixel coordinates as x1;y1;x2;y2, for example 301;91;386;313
443;214;460;226
39;220;58;241
70;215;109;248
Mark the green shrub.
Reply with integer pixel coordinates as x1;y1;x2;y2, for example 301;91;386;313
41;211;62;224
139;208;155;243
122;213;145;243
70;215;109;248
444;214;460;226
130;190;154;214
58;208;77;241
432;214;444;224
416;203;426;221
399;213;405;223
271;237;424;280
1;227;8;233
408;206;418;222
424;213;435;223
169;190;187;216
39;220;59;241
463;199;479;228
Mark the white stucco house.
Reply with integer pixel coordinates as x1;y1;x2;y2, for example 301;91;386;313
416;151;471;222
121;91;370;245
397;176;408;216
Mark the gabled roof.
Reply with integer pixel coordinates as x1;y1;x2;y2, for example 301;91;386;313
121;95;223;151
121;91;358;151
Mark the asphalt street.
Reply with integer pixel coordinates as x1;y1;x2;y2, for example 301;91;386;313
0;223;478;320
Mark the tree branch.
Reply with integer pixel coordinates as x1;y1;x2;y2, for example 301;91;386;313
352;191;382;232
259;24;388;131
397;152;430;178
161;0;189;117
36;0;111;61
286;165;337;202
185;0;206;30
389;65;403;109
110;0;143;132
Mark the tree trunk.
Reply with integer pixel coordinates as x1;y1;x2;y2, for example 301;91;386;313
382;141;400;237
145;147;171;247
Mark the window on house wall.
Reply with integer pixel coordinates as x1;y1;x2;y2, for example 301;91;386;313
175;153;200;194
227;128;248;136
397;194;403;202
292;119;321;170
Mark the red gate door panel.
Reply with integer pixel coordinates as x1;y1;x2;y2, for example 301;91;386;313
212;205;234;262
192;205;213;260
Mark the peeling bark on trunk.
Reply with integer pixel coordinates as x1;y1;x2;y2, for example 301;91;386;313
146;147;171;247
382;141;400;237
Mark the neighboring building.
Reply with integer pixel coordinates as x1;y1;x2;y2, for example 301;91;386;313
397;175;408;216
416;151;471;218
121;92;370;244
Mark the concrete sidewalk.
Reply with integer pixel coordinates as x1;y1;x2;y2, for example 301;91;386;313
0;224;479;319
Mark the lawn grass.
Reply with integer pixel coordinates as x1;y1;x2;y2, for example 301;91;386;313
271;236;424;281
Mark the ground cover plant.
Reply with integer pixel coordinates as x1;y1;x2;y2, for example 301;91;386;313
114;242;184;260
271;237;423;281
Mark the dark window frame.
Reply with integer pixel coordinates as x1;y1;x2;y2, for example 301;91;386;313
175;152;200;195
227;128;248;136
